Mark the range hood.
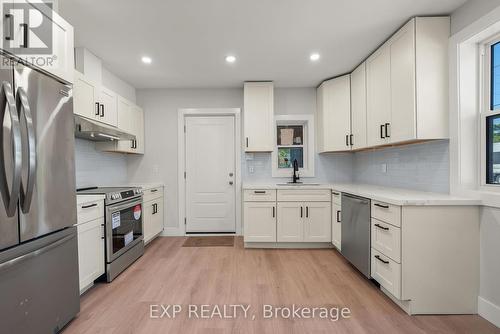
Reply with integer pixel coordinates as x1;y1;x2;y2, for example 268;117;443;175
74;115;136;142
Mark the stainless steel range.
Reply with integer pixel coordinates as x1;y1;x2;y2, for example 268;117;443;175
77;187;144;282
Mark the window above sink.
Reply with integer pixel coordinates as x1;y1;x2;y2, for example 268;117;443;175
272;115;315;178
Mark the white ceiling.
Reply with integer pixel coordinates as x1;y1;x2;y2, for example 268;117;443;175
59;0;467;89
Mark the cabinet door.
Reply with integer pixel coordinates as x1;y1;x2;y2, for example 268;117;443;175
332;202;342;250
303;202;331;242
244;82;274;152
152;200;164;237
116;97;135;152
244;202;276;242
98;87;118;127
7;2;74;83
73;71;98;120
277;202;303;242
350;62;367;150
390;20;416;143
132;106;145;154
366;45;391;147
143;201;154;243
320;76;351;152
77;218;105;294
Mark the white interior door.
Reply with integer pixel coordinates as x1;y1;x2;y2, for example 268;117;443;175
185;116;236;233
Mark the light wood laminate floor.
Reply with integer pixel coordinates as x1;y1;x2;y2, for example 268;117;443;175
63;237;499;334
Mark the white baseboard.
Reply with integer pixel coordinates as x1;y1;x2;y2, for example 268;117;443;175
478;296;500;328
162;227;184;236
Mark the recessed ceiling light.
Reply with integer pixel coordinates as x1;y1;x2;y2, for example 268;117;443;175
141;56;152;64
225;55;236;63
310;53;320;61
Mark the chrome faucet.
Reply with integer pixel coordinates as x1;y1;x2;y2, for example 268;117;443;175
292;159;300;183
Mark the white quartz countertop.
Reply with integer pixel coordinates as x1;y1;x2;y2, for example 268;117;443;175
243;183;333;190
242;183;481;206
129;183;165;190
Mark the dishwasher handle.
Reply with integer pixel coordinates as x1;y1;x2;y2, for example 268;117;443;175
342;193;370;205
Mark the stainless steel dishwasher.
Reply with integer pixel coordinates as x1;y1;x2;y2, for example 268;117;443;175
341;193;371;278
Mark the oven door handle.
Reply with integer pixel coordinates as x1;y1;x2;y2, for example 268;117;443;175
106;197;143;213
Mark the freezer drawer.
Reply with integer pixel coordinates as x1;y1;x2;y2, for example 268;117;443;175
0;228;80;333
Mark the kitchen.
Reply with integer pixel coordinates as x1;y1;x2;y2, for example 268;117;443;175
1;0;500;333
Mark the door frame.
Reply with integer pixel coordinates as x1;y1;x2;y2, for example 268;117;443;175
177;108;242;236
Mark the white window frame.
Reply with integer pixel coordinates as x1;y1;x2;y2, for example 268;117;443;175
272;114;315;178
480;35;500;189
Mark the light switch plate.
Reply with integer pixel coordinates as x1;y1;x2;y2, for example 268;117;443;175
381;163;387;173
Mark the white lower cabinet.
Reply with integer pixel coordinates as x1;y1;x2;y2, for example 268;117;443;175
143;187;164;244
371;248;401;299
243;202;276;242
143;199;164;244
76;218;105;294
332;202;341;250
303;202;331;242
277;202;303;242
371;218;401;262
277;201;331;242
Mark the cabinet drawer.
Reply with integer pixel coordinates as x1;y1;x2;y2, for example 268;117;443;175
371;248;401;299
244;189;276;202
371;219;401;263
77;199;104;224
371;201;401;227
143;187;163;202
332;190;342;205
277;189;331;202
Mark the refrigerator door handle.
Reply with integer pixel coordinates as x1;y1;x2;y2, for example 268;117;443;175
0;81;22;217
16;87;36;213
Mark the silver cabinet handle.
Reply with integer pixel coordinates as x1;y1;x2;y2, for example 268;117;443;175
16;87;36;214
5;14;14;41
0;81;22;217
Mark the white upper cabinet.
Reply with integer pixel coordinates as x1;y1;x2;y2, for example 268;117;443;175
366;45;391;147
366;17;450;147
73;70;117;127
350;62;367;150
2;1;74;83
73;71;98;120
98;87;118;127
389;20;416;143
316;75;351;152
244;82;274;152
97;102;145;155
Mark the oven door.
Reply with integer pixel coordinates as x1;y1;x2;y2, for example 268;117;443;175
105;197;143;263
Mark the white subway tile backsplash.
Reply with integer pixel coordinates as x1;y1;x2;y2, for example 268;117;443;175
74;138;128;188
353;140;450;193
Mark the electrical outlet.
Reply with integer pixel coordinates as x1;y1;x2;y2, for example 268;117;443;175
249;166;255;173
381;163;387;173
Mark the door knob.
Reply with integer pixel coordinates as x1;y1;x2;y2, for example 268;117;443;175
229;172;233;177
229;181;233;185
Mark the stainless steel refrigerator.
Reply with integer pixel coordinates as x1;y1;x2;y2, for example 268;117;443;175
0;53;79;333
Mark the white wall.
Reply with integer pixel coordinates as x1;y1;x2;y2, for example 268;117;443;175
102;67;136;103
451;0;500;34
479;207;500;309
450;0;500;326
127;88;243;230
127;87;354;231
